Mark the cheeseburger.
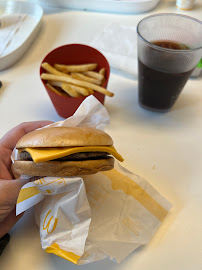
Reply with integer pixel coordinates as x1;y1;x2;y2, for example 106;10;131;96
12;127;124;177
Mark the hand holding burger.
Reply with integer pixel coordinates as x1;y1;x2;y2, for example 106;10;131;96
0;122;123;254
0;121;52;239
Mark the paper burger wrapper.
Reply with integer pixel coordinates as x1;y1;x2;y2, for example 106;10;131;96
16;96;172;264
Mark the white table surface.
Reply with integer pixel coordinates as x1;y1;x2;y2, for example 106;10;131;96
0;0;202;269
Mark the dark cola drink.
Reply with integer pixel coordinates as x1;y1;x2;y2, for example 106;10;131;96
138;41;194;111
152;40;189;50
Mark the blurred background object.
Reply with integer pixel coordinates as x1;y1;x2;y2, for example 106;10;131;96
0;1;43;71
28;0;161;14
176;0;195;10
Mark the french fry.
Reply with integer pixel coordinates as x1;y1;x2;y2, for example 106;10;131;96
82;71;104;81
62;83;89;96
46;83;67;96
86;87;94;95
99;68;106;84
99;68;105;76
42;62;71;78
71;72;101;85
41;73;114;97
54;63;97;73
61;83;83;97
49;81;62;87
49;81;83;97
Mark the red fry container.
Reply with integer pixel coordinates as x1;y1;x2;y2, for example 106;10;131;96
40;44;110;118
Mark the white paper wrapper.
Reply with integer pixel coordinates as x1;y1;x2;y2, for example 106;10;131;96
79;161;171;264
16;96;172;264
90;23;138;78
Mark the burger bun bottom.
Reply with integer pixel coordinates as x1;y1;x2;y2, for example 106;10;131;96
11;157;114;177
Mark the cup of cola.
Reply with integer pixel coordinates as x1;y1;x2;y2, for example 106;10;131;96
137;13;202;112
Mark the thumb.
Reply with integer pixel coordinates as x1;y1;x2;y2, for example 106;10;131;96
14;176;40;197
1;178;31;205
0;209;24;239
15;177;31;187
11;178;30;194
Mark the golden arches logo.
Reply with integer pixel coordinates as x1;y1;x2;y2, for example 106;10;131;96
43;210;58;234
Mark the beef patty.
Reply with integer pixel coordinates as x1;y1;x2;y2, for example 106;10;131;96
19;151;109;161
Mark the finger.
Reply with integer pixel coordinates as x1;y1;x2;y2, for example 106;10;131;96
0;121;53;178
0;121;53;151
0;178;31;222
0;161;13;180
15;177;31;187
0;179;30;207
0;208;23;239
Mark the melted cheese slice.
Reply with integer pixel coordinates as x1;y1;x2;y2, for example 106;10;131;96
20;146;124;163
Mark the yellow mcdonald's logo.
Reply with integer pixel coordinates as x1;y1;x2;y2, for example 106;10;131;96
43;210;58;234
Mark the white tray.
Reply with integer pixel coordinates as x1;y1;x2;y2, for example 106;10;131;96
0;1;43;71
30;0;160;14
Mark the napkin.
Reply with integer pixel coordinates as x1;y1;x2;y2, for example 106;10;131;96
15;96;172;264
90;23;138;78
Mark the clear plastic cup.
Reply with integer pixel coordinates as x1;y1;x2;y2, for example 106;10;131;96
137;13;202;112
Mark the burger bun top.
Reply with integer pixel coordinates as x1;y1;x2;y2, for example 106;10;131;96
16;127;113;148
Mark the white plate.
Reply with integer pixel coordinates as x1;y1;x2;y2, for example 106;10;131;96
30;0;160;14
0;1;43;71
